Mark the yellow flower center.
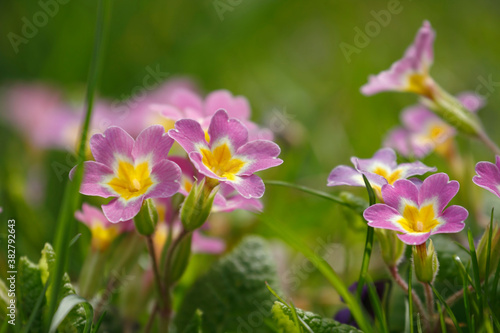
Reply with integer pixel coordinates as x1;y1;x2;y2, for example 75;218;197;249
406;73;432;97
372;167;402;185
398;204;439;233
200;143;245;180
108;160;154;200
90;221;120;251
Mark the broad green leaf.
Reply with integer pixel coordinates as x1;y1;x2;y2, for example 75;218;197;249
18;257;45;332
174;236;281;332
49;295;93;333
271;302;362;333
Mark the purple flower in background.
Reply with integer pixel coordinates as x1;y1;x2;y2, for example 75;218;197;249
361;21;435;97
335;280;390;328
77;125;181;222
169;110;282;199
327;148;435;194
364;173;467;245
473;156;500;198
75;203;133;251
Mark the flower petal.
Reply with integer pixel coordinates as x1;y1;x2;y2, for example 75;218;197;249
192;231;226;254
145;159;182;199
327;165;365;187
225;174;265;199
235;140;283;175
381;179;419;213
456;92;485;113
397;161;436;178
80;161;115;198
168;118;208;153
397;231;431;245
364;204;406;232
354;148;397;172
207;109;248;151
102;197;143;223
133;125;175;165
204;90;251;120
473;160;500;198
433;205;467;234
418;173;459;211
90;126;134;168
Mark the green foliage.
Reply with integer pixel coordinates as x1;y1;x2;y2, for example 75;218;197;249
174;236;281;332
181;309;204;333
18;256;45;332
271;301;362;333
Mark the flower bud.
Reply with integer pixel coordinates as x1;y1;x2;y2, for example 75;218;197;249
180;178;218;232
413;240;439;283
133;199;158;236
167;232;192;284
375;229;406;267
477;223;500;280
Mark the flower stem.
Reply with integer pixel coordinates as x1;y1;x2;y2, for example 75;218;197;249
146;235;166;309
477;130;500;155
388;265;428;323
423;282;435;318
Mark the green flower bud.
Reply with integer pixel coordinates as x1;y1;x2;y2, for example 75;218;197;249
133;199;158;236
375;229;406;267
413;240;439;283
180;178;218;232
477;223;500;280
167;232;192;284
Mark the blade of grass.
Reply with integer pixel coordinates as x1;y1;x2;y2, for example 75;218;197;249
468;229;484;317
430;283;462;333
47;0;112;322
492;259;500;312
92;311;106;333
289;300;305;333
484;208;494;302
49;295;93;333
366;276;389;333
264;180;366;213
356;175;376;299
416;314;423;333
408;261;414;333
258;213;372;333
456;259;473;333
436;302;446;333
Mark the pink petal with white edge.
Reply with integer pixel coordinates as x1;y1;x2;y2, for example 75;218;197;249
397;231;431;246
102;197;143;223
145;159;182;199
418;173;459;212
235;140;283;175
188;151;226;181
132;125;175;165
79;161;115;198
90;126;134;168
168;118;208;153
226;174;265;199
207;110;248;151
204;90;251;120
381;179;419;213
364;204;406;232
433;205;467;234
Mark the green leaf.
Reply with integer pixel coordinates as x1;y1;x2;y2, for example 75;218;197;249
271;301;362;333
181;309;204;333
429;283;462;333
49;295;93;333
40;243;87;332
18;257;45;332
174;236;281;332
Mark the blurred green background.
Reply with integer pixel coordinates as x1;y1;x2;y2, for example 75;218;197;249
1;0;500;323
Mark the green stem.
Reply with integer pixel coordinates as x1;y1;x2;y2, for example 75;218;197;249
47;0;112;323
146;235;166;309
477;131;500;156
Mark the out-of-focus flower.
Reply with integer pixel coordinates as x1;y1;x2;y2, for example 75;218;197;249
473;156;500;199
75;203;133;251
361;21;435;97
327;148;435;195
152;89;272;140
77;125;181;222
334;280;389;328
169;110;282;199
384;93;485;159
363;173;467;245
